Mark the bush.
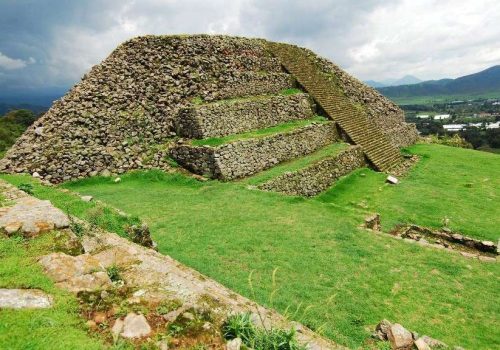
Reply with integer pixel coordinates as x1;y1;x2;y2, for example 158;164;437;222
423;134;472;149
17;183;34;195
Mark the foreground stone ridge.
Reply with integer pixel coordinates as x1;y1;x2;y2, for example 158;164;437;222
0;34;416;183
0;179;343;349
0;289;53;309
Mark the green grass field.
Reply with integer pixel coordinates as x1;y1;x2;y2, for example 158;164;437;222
1;144;499;349
0;235;105;350
389;91;500;105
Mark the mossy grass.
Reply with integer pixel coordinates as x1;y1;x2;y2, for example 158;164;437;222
191;116;329;147
279;88;302;96
1;144;499;349
0;174;142;239
243;142;349;185
0;233;105;349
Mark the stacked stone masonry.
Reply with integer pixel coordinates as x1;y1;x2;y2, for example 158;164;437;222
170;122;339;180
175;93;315;138
258;146;366;196
293;46;418;148
0;35;417;183
267;42;404;172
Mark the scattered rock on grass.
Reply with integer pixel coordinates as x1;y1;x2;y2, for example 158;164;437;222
364;213;381;231
227;337;242;350
81;195;93;202
120;313;152;339
388;323;413;350
414;337;431;350
386;175;399;184
0;288;53;309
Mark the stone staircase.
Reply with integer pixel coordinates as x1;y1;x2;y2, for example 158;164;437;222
266;42;403;172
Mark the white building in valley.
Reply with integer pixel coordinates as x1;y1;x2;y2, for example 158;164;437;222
443;124;466;131
434;114;451;120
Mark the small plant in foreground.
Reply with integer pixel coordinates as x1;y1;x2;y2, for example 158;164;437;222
106;265;122;282
17;183;34;195
222;313;305;350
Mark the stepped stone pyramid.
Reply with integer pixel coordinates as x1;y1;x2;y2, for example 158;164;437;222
0;35;418;195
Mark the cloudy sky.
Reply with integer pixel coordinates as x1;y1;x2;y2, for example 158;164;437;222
1;0;499;94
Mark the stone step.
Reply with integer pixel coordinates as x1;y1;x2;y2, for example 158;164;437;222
257;145;367;197
170;122;339;180
175;92;315;139
266;42;402;172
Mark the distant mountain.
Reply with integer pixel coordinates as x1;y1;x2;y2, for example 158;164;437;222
0;86;67;113
378;65;500;98
0;103;48;115
365;75;422;88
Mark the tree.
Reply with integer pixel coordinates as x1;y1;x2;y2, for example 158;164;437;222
3;109;37;127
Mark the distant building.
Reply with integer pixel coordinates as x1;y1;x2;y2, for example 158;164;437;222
492;102;500;106
443;124;465;131
486;121;500;129
434;114;451;120
416;114;430;119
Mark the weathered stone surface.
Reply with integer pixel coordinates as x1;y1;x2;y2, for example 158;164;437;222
386;175;399;184
0;197;70;236
373;319;392;340
80;227;343;349
226;337;242;350
38;252;112;293
420;335;448;348
0;289;53;309
120;313;152;338
365;213;381;231
176;93;315;139
388;323;414;350
81;195;93;202
414;338;432;350
0;36;293;183
258;146;366;196
171;122;339;180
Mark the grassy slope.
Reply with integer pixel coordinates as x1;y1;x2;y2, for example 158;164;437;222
0;235;104;350
320;144;500;241
1;144;499;349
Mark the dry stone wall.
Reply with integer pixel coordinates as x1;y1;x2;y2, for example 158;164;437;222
0;35;292;183
170;122;339;180
258;146;366;196
176;93;314;138
1;34;417;183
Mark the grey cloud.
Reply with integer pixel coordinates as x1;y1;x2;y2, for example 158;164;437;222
1;0;499;94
